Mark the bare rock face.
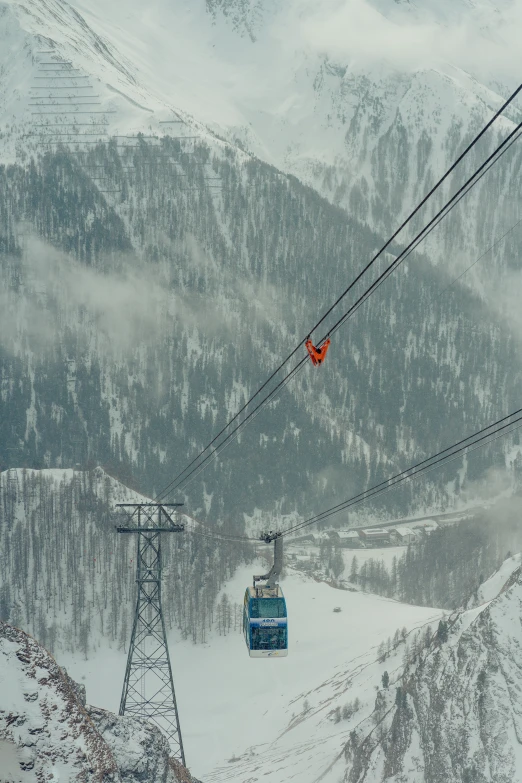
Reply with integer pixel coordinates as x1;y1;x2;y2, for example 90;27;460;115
0;621;120;781
0;622;199;783
88;706;180;783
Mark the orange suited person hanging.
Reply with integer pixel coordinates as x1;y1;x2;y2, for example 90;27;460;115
305;336;331;366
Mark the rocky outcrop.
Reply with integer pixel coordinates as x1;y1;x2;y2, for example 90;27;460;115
347;567;522;782
0;622;199;783
88;706;184;783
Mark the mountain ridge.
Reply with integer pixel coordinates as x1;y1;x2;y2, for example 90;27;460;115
346;563;522;782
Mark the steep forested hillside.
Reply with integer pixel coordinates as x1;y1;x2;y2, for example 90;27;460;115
1;138;521;526
0;467;250;653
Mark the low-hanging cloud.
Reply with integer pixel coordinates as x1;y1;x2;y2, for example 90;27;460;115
460;465;514;504
275;0;522;83
0;234;288;358
0;236;176;353
485;265;522;346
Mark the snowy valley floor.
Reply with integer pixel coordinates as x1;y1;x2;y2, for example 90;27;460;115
60;562;443;782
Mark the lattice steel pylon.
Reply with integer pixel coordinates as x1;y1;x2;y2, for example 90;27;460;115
116;503;186;764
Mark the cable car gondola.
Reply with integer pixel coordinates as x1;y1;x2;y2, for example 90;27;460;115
243;533;288;657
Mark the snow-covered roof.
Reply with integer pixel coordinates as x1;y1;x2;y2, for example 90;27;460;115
338;531;360;539
361;528;390;537
391;526;417;538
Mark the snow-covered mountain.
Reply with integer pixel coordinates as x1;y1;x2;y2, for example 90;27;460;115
205;555;522;783
3;0;522;256
2;137;522;523
3;3;522;781
0;620;199;782
1;0;522;524
346;562;522;782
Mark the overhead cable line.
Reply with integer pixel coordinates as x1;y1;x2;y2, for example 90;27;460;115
158;123;522;500
156;110;522;502
155;86;522;502
302;84;522;340
439;217;522;296
184;406;522;545
280;407;522;538
182;521;257;543
161;129;522;501
180;509;256;543
322;120;522;340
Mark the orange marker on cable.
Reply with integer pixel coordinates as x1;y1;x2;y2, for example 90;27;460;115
305;337;331;366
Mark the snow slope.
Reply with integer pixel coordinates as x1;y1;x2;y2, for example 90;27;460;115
343;563;522;782
3;0;521;230
200;555;522;783
472;552;522;606
61;563;443;780
5;553;520;782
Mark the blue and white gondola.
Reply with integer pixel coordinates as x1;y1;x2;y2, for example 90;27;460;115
243;584;288;657
243;532;288;657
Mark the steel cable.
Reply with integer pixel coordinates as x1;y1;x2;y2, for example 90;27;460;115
156;114;522;500
154;86;522;501
282;410;522;537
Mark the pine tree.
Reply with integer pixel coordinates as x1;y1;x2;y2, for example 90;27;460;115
436;619;449;643
331;548;344;578
342;703;352;720
350;555;359;584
